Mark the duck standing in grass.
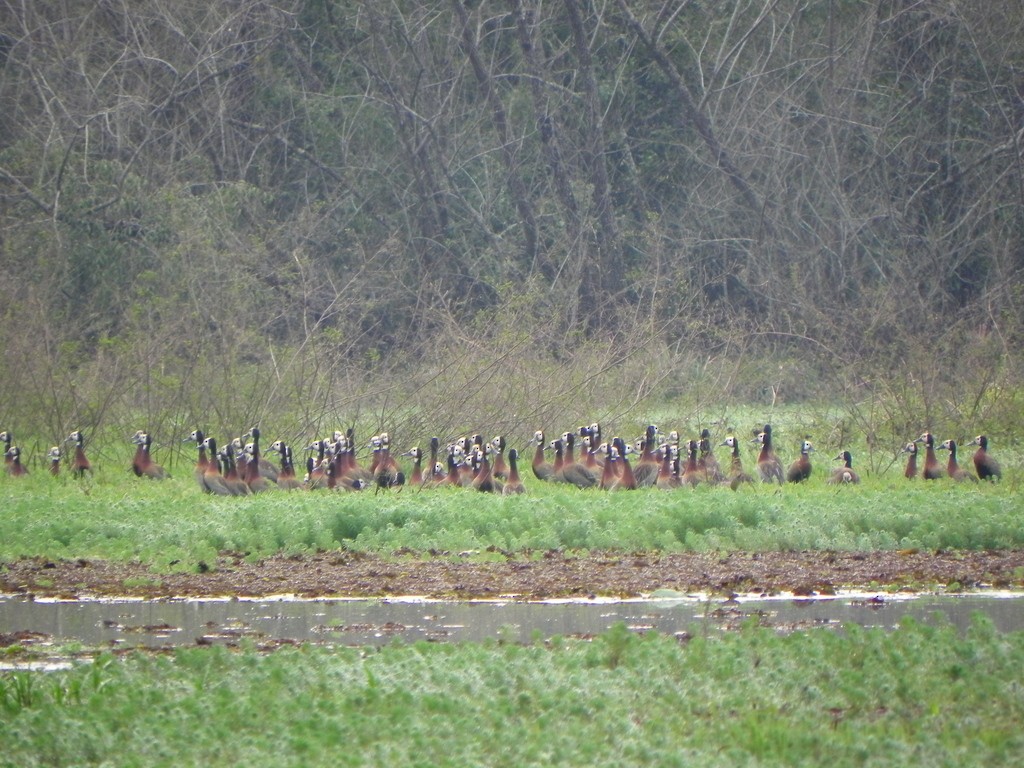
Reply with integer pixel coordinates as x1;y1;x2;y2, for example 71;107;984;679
938;439;978;483
786;439;814;483
902;442;918;480
967;435;1001;482
131;431;167;479
916;432;944;480
501;448;526;495
754;425;784;484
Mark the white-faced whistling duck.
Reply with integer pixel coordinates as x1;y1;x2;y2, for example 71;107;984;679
633;425;660;488
131;431;167;479
242;433;274;494
244;427;279;483
937;439;978;483
720;435;753;489
1;431;12;471
490;435;508;480
269;440;304;491
48;446;62;475
531;430;555;482
502;448;526;495
827;451;860;485
471;445;503;493
753;425;784;484
322;453;365;492
185;430;207;486
555;432;598;488
342;428;374;487
447;446;467;487
679;440;704;487
426;437;446;486
698;429;724;483
655;444;678;490
967;435;1001;482
305;439;328;489
371;432;404;492
609;437;638;491
786;439;813;483
902;442;918;480
5;444;27;476
915;432;944;480
579;424;603;474
198;438;233;496
598;442;617;490
404;446;425;487
66;430;92;478
219;446;250;495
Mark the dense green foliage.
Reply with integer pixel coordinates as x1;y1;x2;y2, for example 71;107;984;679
1;1;1022;444
3;619;1024;766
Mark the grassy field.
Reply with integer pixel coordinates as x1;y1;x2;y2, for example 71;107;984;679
2;425;1022;767
3;619;1024;766
0;461;1020;572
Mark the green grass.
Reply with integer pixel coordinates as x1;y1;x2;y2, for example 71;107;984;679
2;419;1022;768
0;462;1021;572
2;618;1024;766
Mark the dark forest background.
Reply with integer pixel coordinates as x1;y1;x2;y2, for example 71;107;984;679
1;0;1022;465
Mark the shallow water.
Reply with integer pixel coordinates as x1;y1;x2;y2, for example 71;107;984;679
2;591;1023;656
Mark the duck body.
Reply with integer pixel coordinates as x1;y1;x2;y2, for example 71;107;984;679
720;436;753;488
131;431;167;479
698;429;724;483
199;438;233;496
67;430;92;478
903;442;918;479
916;432;944;480
968;435;1002;482
786;439;813;483
680;440;703;487
606;437;638;491
632;425;660;488
827;451;860;484
531;430;555;482
502;448;526;495
938;439;978;483
554;433;598;489
48;446;62;476
5;445;28;476
754;425;784;484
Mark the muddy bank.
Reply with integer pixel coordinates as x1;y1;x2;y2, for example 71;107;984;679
4;549;1024;601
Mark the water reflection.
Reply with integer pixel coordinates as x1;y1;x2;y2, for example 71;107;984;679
2;592;1023;651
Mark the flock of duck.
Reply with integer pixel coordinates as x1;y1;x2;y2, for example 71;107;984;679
0;423;1003;493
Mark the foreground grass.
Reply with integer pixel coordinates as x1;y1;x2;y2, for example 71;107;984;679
3;618;1023;766
0;465;1021;572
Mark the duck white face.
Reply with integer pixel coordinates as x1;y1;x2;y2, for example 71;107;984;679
48;446;62;461
533;430;545;445
800;440;814;454
722;435;737;448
